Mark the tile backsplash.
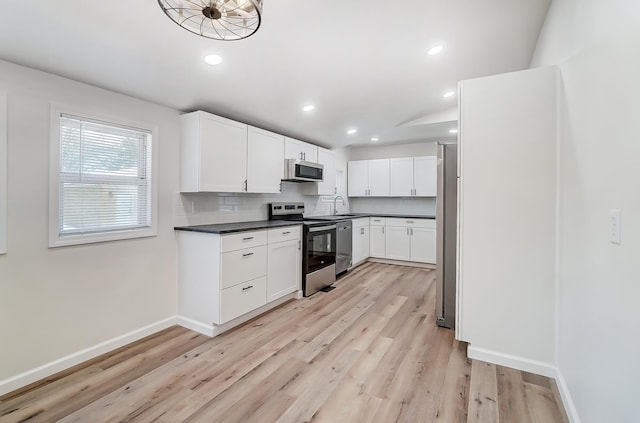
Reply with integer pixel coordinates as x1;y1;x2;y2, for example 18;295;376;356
349;197;436;216
174;182;350;226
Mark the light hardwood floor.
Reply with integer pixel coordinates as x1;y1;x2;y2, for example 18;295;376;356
0;262;568;423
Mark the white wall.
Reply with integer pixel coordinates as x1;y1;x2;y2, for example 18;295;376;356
346;141;439;215
0;60;180;390
458;66;557;370
532;1;640;422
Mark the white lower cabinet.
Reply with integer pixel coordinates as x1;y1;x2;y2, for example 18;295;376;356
220;276;267;323
409;227;436;264
383;218;436;264
369;217;386;258
267;228;301;302
177;225;301;331
352;218;370;265
385;225;411;261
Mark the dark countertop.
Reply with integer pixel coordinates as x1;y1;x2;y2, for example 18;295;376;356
174;220;302;234
310;213;436;220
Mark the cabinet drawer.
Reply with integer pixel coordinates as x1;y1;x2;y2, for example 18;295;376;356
267;225;301;244
221;245;267;289
221;230;267;252
219;276;267;324
386;218;435;228
369;217;386;226
352;217;369;228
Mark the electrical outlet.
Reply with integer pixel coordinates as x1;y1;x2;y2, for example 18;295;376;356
610;209;621;244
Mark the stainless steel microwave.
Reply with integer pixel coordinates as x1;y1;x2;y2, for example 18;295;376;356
283;159;324;182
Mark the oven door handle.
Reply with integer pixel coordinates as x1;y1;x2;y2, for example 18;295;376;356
307;225;337;233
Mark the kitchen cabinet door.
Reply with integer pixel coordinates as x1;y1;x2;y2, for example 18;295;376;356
369;225;386;258
352;224;370;264
302;147;335;196
414;156;437;197
247;127;284;193
284;137;318;162
181;111;248;192
348;160;368;196
410;227;436;264
390;157;414;196
368;159;390;196
385;225;410;261
267;238;301;302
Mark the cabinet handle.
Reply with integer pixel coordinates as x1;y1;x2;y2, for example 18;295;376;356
361;227;364;235
406;220;414;224
242;236;254;241
411;228;414;236
382;227;385;234
282;231;291;235
298;240;301;250
244;179;247;192
242;252;254;257
334;187;337;194
407;228;410;236
242;285;254;291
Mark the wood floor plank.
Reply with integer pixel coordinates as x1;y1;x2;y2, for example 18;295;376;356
1;262;569;423
496;365;533;423
524;382;568;423
433;339;472;423
468;360;499;423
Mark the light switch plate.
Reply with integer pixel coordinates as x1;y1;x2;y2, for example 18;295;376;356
610;209;621;244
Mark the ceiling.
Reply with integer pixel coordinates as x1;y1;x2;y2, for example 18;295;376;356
0;0;550;149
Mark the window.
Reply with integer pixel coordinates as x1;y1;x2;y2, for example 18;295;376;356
0;93;6;254
49;108;157;247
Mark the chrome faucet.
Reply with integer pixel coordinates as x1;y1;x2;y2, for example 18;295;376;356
333;195;345;215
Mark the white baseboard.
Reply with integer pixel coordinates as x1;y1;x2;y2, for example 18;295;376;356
467;345;557;378
0;317;178;397
367;258;436;269
554;368;581;423
176;292;298;337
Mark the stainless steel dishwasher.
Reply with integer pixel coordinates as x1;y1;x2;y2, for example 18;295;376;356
336;220;352;275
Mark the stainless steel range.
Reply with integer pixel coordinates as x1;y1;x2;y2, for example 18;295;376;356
268;203;336;297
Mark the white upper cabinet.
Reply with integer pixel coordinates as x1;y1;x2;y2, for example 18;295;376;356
284;137;318;163
413;156;437;197
180;111;284;193
347;159;390;197
368;159;390;196
347;160;369;196
390;157;414;196
181;111;248;193
302;147;336;196
389;156;437;197
247;127;284;193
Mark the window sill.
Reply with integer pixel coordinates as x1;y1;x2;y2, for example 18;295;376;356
49;227;157;248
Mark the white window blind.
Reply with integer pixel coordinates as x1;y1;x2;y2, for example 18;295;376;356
58;114;152;237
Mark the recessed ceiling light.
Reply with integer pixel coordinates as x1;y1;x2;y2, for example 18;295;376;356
204;54;223;65
443;91;456;98
428;45;444;56
449;129;458;134
347;129;357;135
371;137;379;142
303;105;315;112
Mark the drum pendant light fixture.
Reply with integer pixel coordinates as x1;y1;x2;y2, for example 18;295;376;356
158;0;263;41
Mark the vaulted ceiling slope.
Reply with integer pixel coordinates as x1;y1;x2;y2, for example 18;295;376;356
0;0;550;148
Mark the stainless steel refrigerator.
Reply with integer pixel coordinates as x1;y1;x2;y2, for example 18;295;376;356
436;142;457;329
